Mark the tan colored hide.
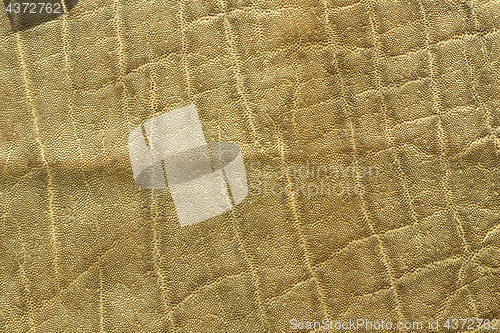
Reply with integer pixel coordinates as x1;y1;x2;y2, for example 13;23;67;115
0;0;499;332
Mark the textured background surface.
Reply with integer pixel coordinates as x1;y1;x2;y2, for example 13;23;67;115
1;0;500;332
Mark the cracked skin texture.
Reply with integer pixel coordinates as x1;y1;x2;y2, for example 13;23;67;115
1;0;500;332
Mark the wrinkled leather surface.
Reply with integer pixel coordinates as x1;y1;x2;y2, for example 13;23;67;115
1;0;500;332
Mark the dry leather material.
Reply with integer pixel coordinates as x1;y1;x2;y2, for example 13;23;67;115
0;0;500;332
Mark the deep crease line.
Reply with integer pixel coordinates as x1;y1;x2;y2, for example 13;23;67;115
418;0;480;319
313;1;407;331
15;31;61;292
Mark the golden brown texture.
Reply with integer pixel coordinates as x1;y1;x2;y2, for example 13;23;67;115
1;0;500;332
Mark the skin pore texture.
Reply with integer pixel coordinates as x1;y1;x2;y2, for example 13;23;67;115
0;0;500;332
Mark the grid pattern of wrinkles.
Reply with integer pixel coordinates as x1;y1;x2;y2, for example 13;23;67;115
0;0;500;332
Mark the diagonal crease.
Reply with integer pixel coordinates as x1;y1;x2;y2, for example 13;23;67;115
218;1;262;148
320;0;407;329
112;0;133;132
60;0;92;194
175;0;194;101
418;0;481;318
15;31;62;291
1;191;37;333
364;0;420;228
461;33;500;156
